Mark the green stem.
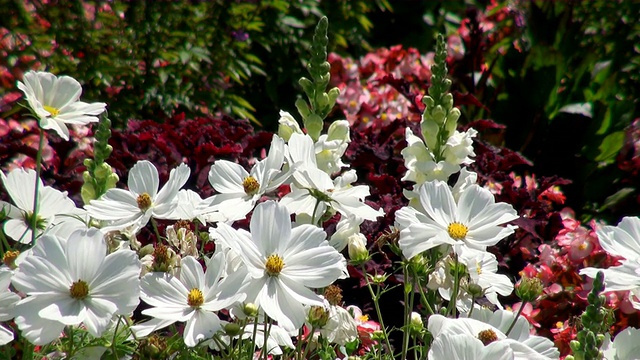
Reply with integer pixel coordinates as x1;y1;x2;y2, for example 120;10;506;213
112;316;121;360
446;256;461;317
400;263;414;360
151;218;163;243
262;314;271;360
412;268;435;315
301;326;316;360
362;264;393;355
311;198;322;226
505;301;527;336
295;327;304;360
30;128;45;245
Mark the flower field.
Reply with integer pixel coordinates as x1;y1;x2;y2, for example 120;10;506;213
1;1;639;359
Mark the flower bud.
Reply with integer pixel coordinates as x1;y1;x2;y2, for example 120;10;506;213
409;312;423;334
277;110;302;141
348;233;369;265
243;303;259;317
515;276;544;303
327;120;350;142
224;323;242;337
308;306;330;328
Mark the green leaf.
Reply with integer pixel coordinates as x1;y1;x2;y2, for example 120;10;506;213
594;131;625;163
599;187;635;212
281;16;306;29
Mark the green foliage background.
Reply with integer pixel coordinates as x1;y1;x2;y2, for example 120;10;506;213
1;0;639;220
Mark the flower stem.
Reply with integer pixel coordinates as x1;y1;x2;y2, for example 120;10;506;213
505;301;527;336
30;128;45;245
446;255;461;317
362;264;393;355
400;263;415;360
301;325;316;360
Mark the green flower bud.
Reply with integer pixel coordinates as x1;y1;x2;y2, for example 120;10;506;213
422;95;435;108
81;183;97;204
443;93;454;111
224;323;242;337
432;105;446;124
348;233;369;265
515;276;544;303
243;303;259;317
95;162;113;179
409;312;424;335
308;306;330;328
105;173;119;189
327;120;350;142
467;283;484;298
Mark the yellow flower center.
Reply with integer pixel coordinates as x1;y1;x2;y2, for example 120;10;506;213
578;242;588;251
447;222;469;240
265;254;285;276
187;288;204;308
477;329;498;345
358;314;369;322
69;279;89;299
2;250;20;269
137;192;152;211
43;105;60;117
242;176;260;196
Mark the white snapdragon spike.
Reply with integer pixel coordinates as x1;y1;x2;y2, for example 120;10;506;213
17;71;106;140
85;160;190;232
212;200;346;331
0;269;19;345
277;110;303;141
429;309;559;360
11;229;141;345
140;254;245;347
314;120;351;174
401;128;460;183
601;326;640;360
1;168;84;243
280;167;382;224
461;248;514;309
443;128;478;166
428;333;514;360
396;180;518;260
203;135;289;222
580;216;640;309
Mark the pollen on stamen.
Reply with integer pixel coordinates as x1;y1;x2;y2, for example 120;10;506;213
43;105;60;117
242;176;260;196
477;329;498;345
137;192;152;211
265;254;285;276
187;288;204;308
447;222;469;240
69;279;89;299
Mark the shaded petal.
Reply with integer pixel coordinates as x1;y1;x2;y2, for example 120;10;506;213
67;228;106;282
154;163;190;214
183;310;222;347
128;160;159;197
250;201;291;255
208;160;248;194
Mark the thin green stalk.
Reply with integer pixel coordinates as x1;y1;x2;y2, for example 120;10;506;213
446;256;461;317
505;301;527;336
400;263;415;360
412;268;435;315
111;316;121;360
295;327;304;360
311;198;322;226
151;218;163;243
262;314;271;360
467;295;477;318
301;325;316;360
362;264;393;355
29;128;45;245
250;314;259;357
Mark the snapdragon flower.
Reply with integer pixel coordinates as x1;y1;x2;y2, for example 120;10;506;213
17;71;106;140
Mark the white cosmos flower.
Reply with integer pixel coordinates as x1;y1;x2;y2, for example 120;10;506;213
601;326;640;360
428;333;514;360
203;135;289;222
429;309;559;360
580;216;640;310
0;269;19;345
140;254;245;347
85;160;190;232
280;166;382;224
212;200;346;331
17;71;106;141
1;168;84;243
396;180;518;260
11;228;141;345
461;248;514;310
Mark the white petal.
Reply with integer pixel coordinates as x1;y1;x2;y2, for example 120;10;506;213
208;160;248;194
66;228;106;282
154;163;190;212
183;310;222;347
128;160;159;197
250;201;292;255
179;256;205;291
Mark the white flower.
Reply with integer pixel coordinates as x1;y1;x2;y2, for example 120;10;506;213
601;326;640;360
166;189;223;224
85;160;190;232
204;135;289;222
277;110;303;141
307;298;358;346
140;254;245;347
1;168;84;243
210;322;295;356
17;71;106;140
11;228;141;345
396;180;518;260
401;128;460;183
461;248;514;309
329;214;364;251
580;216;640;310
443;128;478;166
429;309;559;360
0;269;19;345
428;333;514;360
280;167;382;223
212;200;346;331
315;120;351;174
